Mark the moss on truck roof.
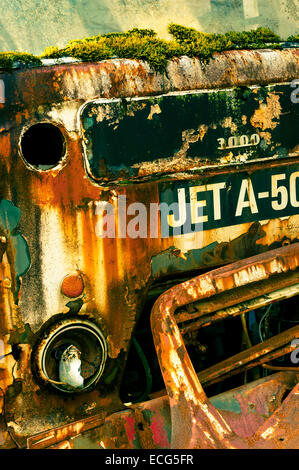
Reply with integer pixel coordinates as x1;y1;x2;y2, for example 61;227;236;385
0;24;295;73
287;34;299;41
0;51;42;71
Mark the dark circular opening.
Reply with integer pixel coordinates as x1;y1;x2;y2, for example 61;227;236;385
20;123;65;170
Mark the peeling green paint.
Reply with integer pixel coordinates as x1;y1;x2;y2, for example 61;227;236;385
151;243;220;278
0;199;31;297
81;83;298;181
9;323;34;345
210;395;241;414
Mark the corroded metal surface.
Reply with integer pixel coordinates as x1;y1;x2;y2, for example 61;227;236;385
46;371;298;449
80;83;298;180
0;49;298;446
27;413;107;449
196;325;299;387
177;274;299;327
1;50;298;110
150;243;299;448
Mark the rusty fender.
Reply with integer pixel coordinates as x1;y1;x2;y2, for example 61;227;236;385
150;242;299;448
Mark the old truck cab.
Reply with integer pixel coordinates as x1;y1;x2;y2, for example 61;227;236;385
0;43;298;448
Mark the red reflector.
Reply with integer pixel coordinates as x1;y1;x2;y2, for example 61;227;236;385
61;274;84;298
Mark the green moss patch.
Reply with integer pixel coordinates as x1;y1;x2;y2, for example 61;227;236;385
40;25;284;72
0;25;296;73
41;28;185;72
0;51;42;71
287;34;299;42
168;24;282;59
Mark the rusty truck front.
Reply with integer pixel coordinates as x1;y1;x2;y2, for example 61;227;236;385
0;46;299;449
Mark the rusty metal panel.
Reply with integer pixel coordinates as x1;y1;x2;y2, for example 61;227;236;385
0;50;298;448
0;50;298;110
179;282;299;332
62;371;298;450
27;413;107;449
150;243;299;448
80;84;298;181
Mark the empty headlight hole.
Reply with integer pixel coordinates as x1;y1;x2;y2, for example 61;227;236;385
35;319;107;393
20;123;65;170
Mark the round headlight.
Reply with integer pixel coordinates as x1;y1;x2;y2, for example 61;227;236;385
35;318;107;393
